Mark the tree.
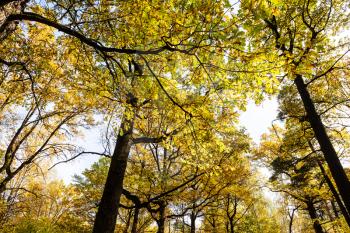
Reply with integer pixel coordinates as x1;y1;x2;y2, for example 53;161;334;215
3;1;350;232
1;1;280;231
0;173;89;233
241;0;350;214
0;16;97;195
257;124;350;232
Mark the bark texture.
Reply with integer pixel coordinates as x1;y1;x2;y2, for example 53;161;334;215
295;75;350;215
92;106;136;233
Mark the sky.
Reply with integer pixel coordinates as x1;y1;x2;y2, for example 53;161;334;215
53;98;279;184
239;98;279;143
51;123;105;183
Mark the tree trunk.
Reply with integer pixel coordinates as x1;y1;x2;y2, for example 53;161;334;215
212;218;217;233
123;210;132;233
157;202;166;233
288;217;293;233
229;218;235;233
92;105;136;233
306;200;324;233
295;75;350;214
190;210;196;233
157;221;165;233
288;208;296;233
131;207;140;233
317;159;350;227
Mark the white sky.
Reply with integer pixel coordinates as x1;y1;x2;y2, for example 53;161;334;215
51;124;105;183
239;98;279;143
53;98;279;183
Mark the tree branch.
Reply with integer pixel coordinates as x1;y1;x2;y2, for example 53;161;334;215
2;12;194;55
141;55;193;118
48;151;111;170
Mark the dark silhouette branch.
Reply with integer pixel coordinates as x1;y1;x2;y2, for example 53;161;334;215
141;55;193;118
48;151;112;170
1;12;195;55
121;172;204;210
306;49;350;86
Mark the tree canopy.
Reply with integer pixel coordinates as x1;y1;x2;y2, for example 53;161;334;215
1;0;350;232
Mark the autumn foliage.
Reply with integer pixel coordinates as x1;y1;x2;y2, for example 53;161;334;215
1;0;350;232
